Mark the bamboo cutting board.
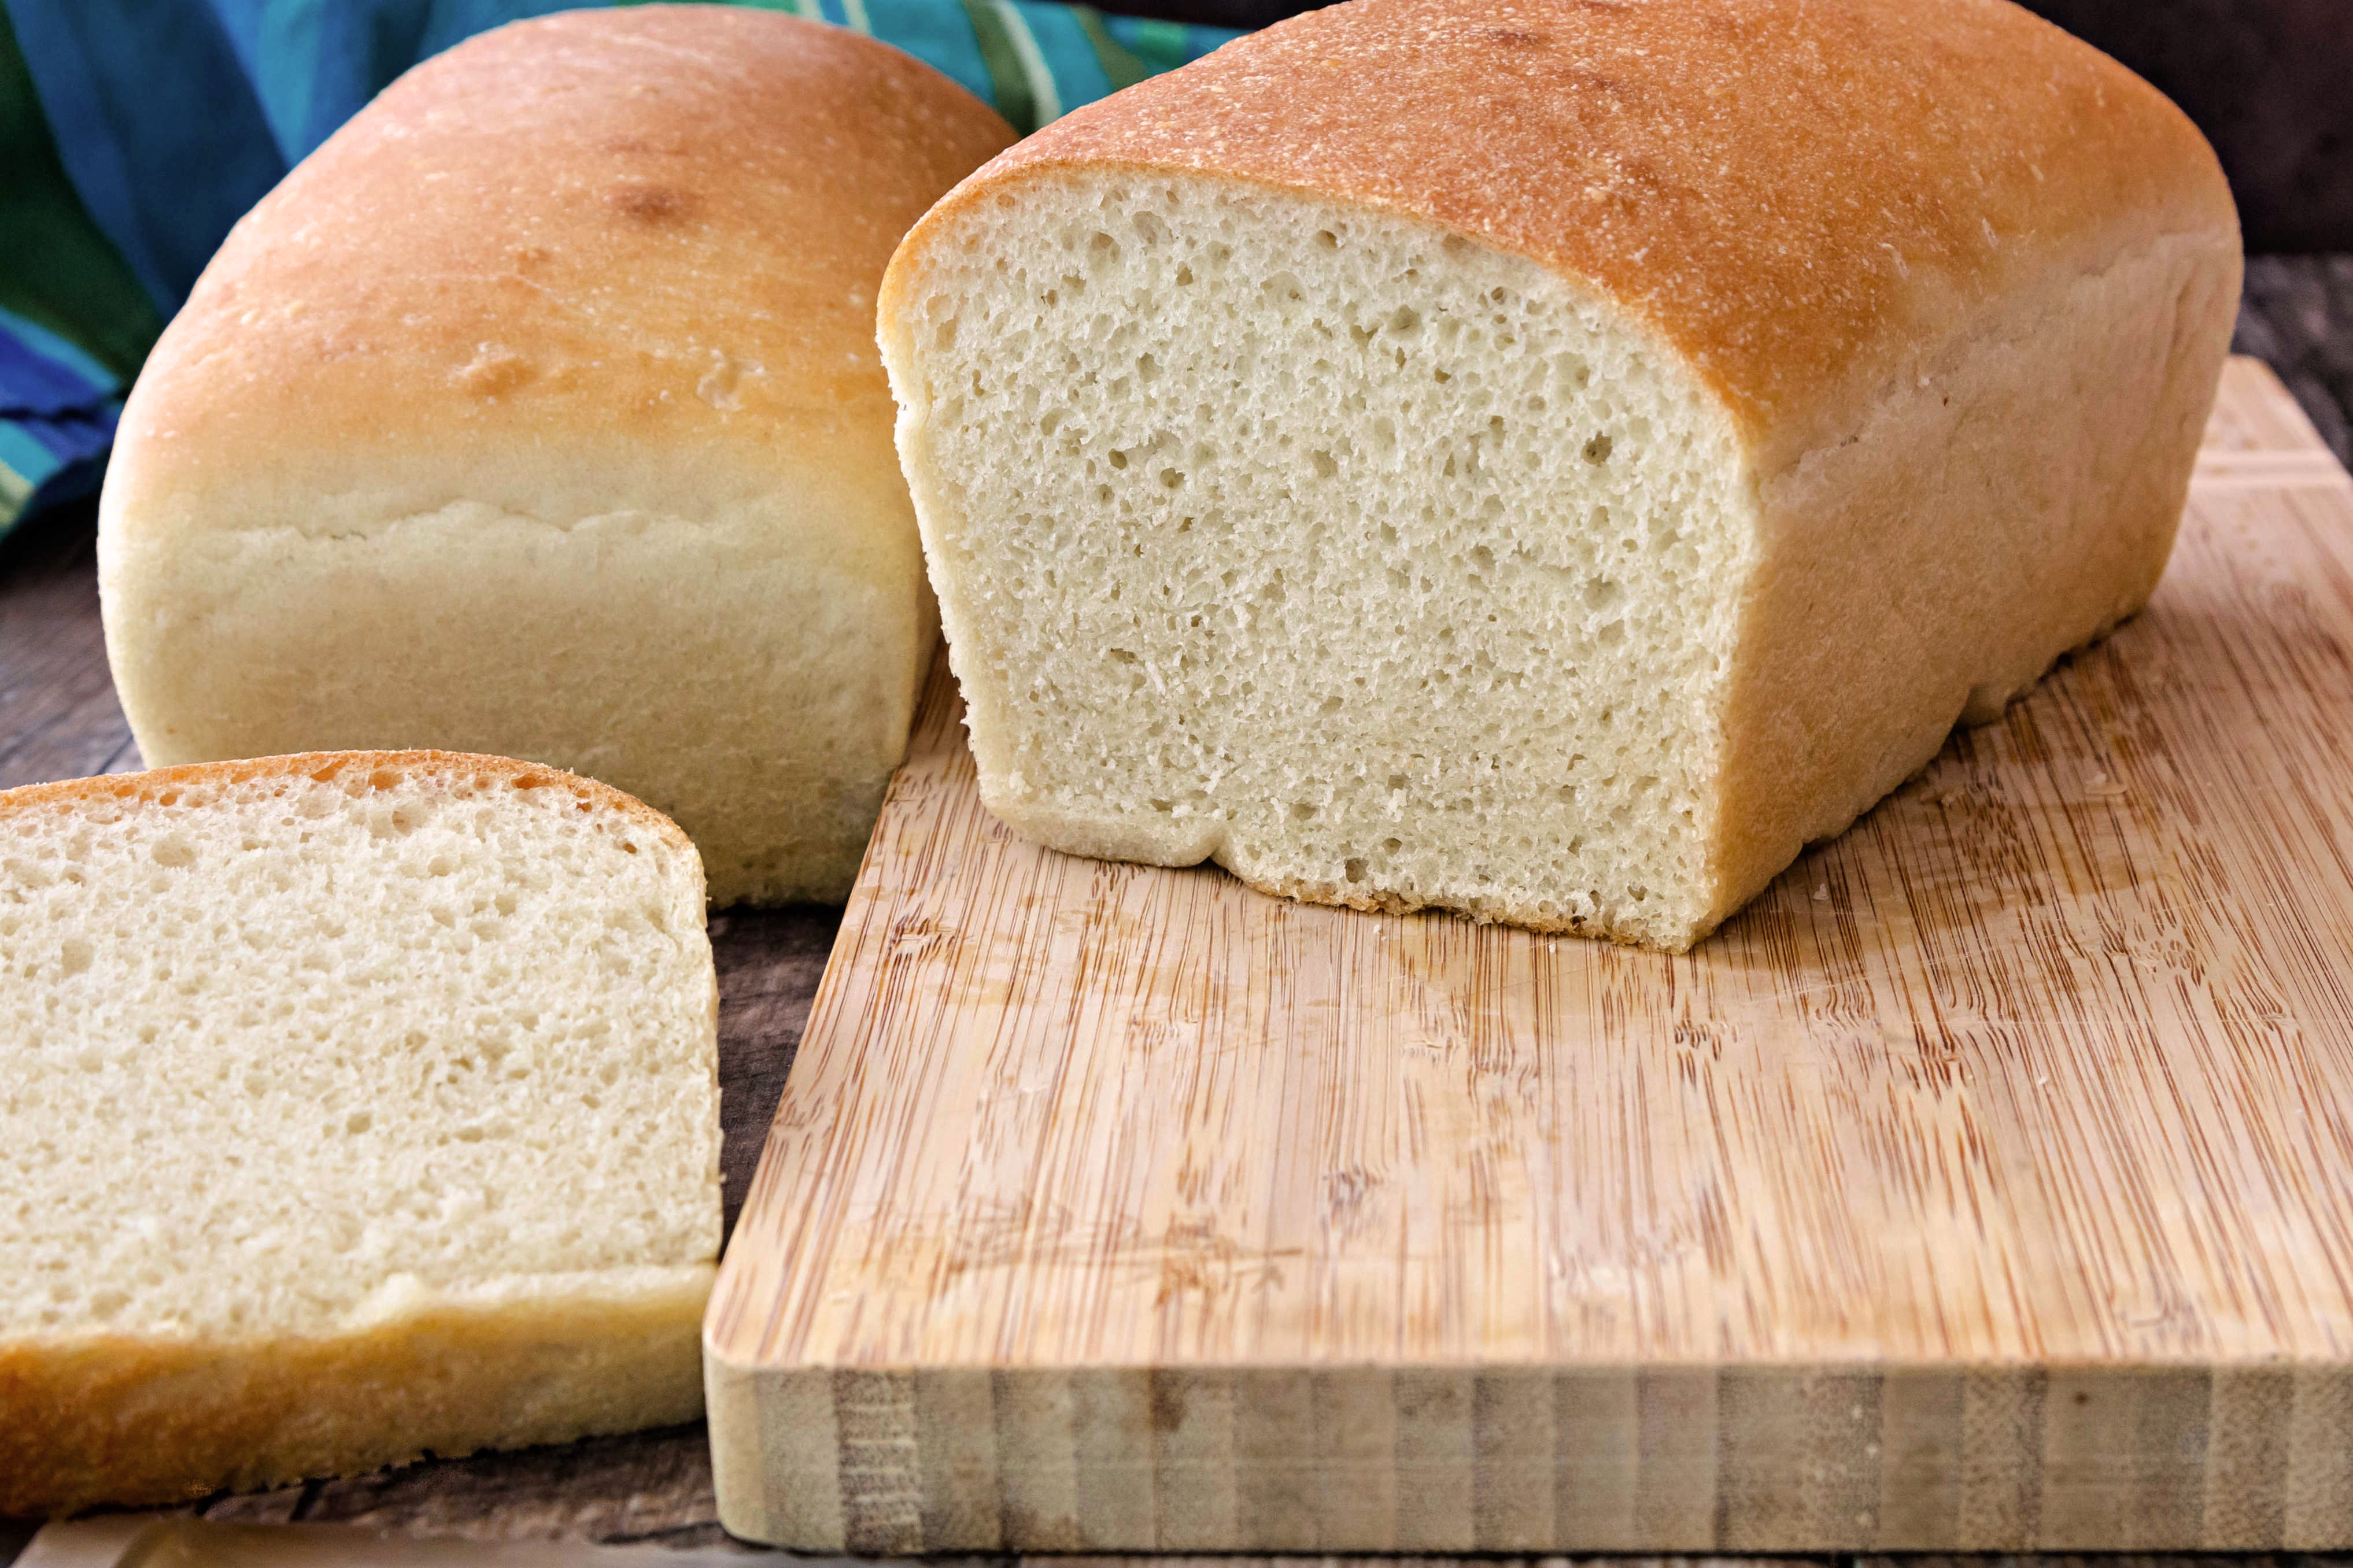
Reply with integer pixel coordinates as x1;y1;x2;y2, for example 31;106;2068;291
705;358;2353;1554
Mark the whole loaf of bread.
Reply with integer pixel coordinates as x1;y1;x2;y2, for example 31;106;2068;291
879;0;2242;951
101;6;1014;906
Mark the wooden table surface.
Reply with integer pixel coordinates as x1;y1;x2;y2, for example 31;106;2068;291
2;262;2350;1560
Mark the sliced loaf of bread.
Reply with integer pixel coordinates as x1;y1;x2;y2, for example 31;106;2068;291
0;752;719;1514
877;0;2241;951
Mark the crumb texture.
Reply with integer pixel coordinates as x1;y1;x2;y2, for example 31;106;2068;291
892;176;1753;948
0;754;720;1343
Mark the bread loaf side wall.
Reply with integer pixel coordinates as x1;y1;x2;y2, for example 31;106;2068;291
1704;227;2244;922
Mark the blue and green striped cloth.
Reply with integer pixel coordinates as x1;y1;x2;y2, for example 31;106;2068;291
0;0;1235;534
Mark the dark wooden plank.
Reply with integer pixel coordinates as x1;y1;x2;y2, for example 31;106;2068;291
218;1426;733;1547
710;907;833;1241
0;497;138;789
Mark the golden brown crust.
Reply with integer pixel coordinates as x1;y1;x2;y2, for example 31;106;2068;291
0;1277;708;1516
889;0;2234;460
0;750;695;859
110;6;1014;527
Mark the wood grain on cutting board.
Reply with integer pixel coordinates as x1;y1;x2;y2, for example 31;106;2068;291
705;359;2353;1554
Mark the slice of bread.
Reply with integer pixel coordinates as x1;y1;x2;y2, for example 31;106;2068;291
0;752;720;1515
877;0;2241;952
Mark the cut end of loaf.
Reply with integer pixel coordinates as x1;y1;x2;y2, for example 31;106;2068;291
884;174;1757;949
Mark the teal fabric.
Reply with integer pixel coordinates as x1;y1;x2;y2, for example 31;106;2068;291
0;0;1236;537
6;1;286;315
0;303;119;516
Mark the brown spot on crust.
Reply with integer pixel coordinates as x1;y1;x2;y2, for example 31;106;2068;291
454;343;534;398
1479;27;1549;46
608;182;693;222
599;133;689;158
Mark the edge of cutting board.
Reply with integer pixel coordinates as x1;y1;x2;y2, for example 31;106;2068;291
701;1352;2353;1552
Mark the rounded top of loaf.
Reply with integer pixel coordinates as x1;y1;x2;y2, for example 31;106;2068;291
108;6;1014;533
888;0;2236;463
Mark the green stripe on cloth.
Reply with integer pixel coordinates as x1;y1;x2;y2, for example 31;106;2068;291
0;4;162;383
958;0;1033;133
959;0;1066;134
1114;14;1202;74
991;0;1062;125
1073;8;1149;93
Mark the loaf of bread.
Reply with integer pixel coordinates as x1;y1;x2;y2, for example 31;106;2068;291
99;7;1015;907
0;752;719;1514
878;0;2241;951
